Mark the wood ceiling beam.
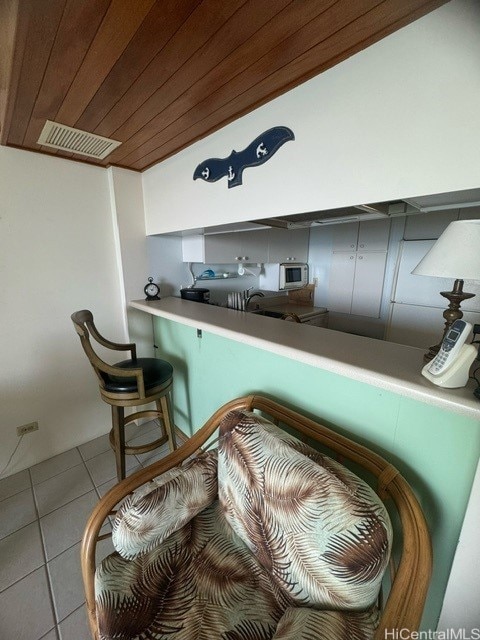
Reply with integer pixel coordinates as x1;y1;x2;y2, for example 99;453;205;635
21;0;111;152
6;0;67;146
1;0;447;171
129;0;446;171
74;0;202;134
103;0;329;163
54;0;157;127
92;0;250;141
0;0;21;145
111;0;387;167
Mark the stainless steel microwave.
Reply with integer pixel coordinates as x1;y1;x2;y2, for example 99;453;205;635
259;263;309;291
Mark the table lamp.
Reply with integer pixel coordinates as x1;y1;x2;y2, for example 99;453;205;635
412;219;480;361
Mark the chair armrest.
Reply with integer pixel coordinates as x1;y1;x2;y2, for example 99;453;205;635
93;359;146;398
87;320;137;359
112;450;218;559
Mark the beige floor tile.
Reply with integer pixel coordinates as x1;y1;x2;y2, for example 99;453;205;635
47;542;84;623
78;433;111;461
0;487;37;540
40;490;99;561
58;603;91;640
34;464;94;517
0;521;44;592
30;449;83;485
85;448;139;487
0;566;55;640
0;469;31;501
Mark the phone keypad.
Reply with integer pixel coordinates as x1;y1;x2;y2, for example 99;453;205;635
430;350;448;374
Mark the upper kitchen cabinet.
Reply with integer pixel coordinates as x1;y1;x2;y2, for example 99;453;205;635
267;228;309;263
182;229;270;264
332;219;390;252
206;230;269;263
182;226;309;264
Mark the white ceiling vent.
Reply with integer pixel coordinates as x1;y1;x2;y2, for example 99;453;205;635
37;120;121;159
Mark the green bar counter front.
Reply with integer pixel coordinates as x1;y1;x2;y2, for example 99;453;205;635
131;298;480;631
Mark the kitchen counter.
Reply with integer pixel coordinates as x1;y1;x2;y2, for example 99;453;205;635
255;302;328;318
130;297;480;420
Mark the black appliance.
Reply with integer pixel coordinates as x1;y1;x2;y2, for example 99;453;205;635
180;288;210;303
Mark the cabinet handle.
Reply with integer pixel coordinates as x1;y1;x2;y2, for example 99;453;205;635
350;244;355;248
243;256;248;260
358;255;363;260
235;256;241;261
350;256;354;260
360;244;364;248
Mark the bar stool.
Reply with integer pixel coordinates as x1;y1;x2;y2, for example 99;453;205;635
71;310;176;481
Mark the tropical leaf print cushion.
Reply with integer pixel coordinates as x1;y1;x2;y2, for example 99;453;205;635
96;501;290;640
271;606;379;639
112;450;218;559
218;410;392;611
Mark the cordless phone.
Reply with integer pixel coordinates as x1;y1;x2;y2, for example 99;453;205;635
422;319;477;388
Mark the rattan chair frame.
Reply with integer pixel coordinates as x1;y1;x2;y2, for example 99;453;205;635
81;394;432;640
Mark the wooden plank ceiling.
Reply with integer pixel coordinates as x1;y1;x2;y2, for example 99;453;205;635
1;0;446;172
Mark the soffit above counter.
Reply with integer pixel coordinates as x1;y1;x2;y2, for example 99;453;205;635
152;187;480;236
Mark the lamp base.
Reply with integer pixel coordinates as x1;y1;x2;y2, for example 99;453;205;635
423;279;475;362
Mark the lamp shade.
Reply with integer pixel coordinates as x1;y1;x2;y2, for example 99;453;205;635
412;219;480;281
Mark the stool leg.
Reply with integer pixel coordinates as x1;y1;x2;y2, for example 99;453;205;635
112;406;126;481
158;393;176;451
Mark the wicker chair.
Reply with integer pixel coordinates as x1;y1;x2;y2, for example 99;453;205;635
81;394;432;640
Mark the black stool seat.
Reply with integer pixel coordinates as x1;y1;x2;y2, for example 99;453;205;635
105;358;173;393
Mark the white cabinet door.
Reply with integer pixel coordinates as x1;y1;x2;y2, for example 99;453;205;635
238;229;269;263
328;252;356;313
328;251;387;317
267;228;309;263
351;252;387;317
357;219;390;251
203;229;269;263
331;219;390;252
331;222;359;252
204;233;242;263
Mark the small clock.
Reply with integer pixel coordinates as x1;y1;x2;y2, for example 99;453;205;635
144;277;160;301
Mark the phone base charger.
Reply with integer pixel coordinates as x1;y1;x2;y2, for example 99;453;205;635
421;344;478;388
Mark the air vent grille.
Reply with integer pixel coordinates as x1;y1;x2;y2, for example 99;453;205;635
37;121;121;159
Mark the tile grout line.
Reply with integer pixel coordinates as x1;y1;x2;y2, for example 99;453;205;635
32;459;86;487
35;483;96;523
0;430;168;636
29;466;60;640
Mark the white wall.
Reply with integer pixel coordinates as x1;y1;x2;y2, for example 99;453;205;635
0;147;126;475
147;233;264;306
438;457;480;631
147;235;191;298
143;0;480;234
109;167;154;357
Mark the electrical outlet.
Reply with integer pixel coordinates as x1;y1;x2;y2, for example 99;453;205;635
17;421;39;437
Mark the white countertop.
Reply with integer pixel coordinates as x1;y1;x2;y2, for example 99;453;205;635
130;297;480;420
